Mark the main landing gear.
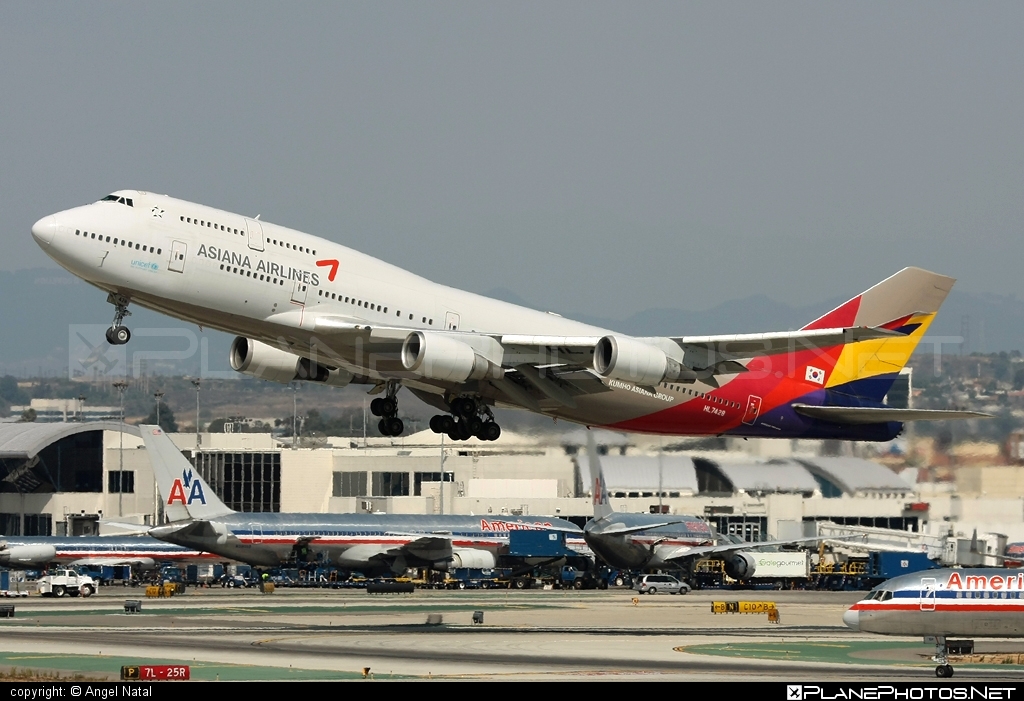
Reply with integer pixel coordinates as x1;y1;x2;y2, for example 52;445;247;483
105;293;132;345
371;381;404;437
932;636;955;678
428;396;501;442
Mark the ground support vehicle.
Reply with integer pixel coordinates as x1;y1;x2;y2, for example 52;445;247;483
37;569;96;597
634;573;691;595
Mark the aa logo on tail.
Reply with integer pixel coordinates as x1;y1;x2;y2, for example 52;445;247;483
167;468;207;506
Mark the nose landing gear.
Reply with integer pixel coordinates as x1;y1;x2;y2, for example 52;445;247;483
370;381;404;436
105;293;132;345
932;637;956;678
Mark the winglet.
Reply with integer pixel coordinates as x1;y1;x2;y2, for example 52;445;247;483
139;425;234;520
587;431;614;521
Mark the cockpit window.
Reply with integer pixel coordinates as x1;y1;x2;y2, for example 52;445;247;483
100;194;134;207
880;590;893;601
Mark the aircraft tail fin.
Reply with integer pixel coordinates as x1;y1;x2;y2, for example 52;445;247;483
799;268;955;403
586;431;614;521
139;425;234;521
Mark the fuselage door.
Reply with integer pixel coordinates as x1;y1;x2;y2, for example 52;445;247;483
445;311;461;331
248;523;263;545
245;219;265;252
742;395;762;425
291;280;308;305
168;241;187;273
920;577;936;611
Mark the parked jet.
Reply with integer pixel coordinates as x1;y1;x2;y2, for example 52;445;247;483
844;568;1024;678
140;425;585;571
581;433;830;581
0;535;216;570
32;192;986;441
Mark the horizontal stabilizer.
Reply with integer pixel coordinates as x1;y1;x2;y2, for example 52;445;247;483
792;404;993;425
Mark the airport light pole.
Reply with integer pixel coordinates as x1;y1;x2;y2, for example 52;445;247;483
77;395;86;422
191;379;201;454
154;391;163;430
292;383;298;450
153;390;164;525
113;380;128;518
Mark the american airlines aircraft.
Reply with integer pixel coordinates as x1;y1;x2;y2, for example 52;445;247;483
843;569;1024;678
581;433;831;581
140;425;585;572
31;191;986;440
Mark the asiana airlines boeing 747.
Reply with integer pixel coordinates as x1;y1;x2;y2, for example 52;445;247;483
31;191;987;440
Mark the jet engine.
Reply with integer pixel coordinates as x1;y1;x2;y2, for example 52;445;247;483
447;549;498;570
0;543;56;568
593;335;696;387
401;332;502;383
723;552;757;580
230;337;353;387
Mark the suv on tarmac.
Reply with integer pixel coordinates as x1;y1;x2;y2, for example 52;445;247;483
634;574;691;595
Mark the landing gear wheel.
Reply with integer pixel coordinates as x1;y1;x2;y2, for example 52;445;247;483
371;398;386;417
452;397;476;418
105;326;131;345
387;417;404;436
456;419;473;441
429;415;443;433
105;292;133;345
481;422;501;441
378;418;391;436
936;665;954;678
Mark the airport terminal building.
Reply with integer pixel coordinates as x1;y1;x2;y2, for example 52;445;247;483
3;421;1022;544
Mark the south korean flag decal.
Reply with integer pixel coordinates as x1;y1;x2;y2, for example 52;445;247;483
805;366;826;385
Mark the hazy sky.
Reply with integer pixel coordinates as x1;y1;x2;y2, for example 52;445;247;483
3;3;1022;320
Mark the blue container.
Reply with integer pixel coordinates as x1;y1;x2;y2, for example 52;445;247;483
507;530;574;558
1;570;9;590
869;551;937;579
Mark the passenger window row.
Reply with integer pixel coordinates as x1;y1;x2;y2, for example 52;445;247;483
219;263;286;287
268;237;316;256
659;382;742;410
100;194;134;207
180;215;243;236
178;215;318;256
75;230;161;255
315;288;434;325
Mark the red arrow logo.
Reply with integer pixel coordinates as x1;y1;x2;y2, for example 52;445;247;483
316;259;340;282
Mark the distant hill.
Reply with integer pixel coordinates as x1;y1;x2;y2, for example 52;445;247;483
0;267;1014;378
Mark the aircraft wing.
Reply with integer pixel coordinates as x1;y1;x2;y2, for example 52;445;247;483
792;405;993;424
657;536;846;563
67;556;158;569
301;318;900;407
671;327;900;359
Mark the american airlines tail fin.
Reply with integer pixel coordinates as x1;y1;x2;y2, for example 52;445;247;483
799;267;955;403
587;431;614;521
139;425;234;521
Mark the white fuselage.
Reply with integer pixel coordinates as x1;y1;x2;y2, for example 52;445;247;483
33;190;608;359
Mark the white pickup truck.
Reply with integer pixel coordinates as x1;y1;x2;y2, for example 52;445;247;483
36;569;96;598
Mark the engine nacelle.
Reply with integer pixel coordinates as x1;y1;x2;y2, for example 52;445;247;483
449;549;498;570
593;335;695;386
229;337;353;387
401;332;501;383
724;552;757;580
0;544;57;567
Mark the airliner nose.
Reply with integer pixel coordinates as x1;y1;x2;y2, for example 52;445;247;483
31;215;57;245
842;608;860;631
